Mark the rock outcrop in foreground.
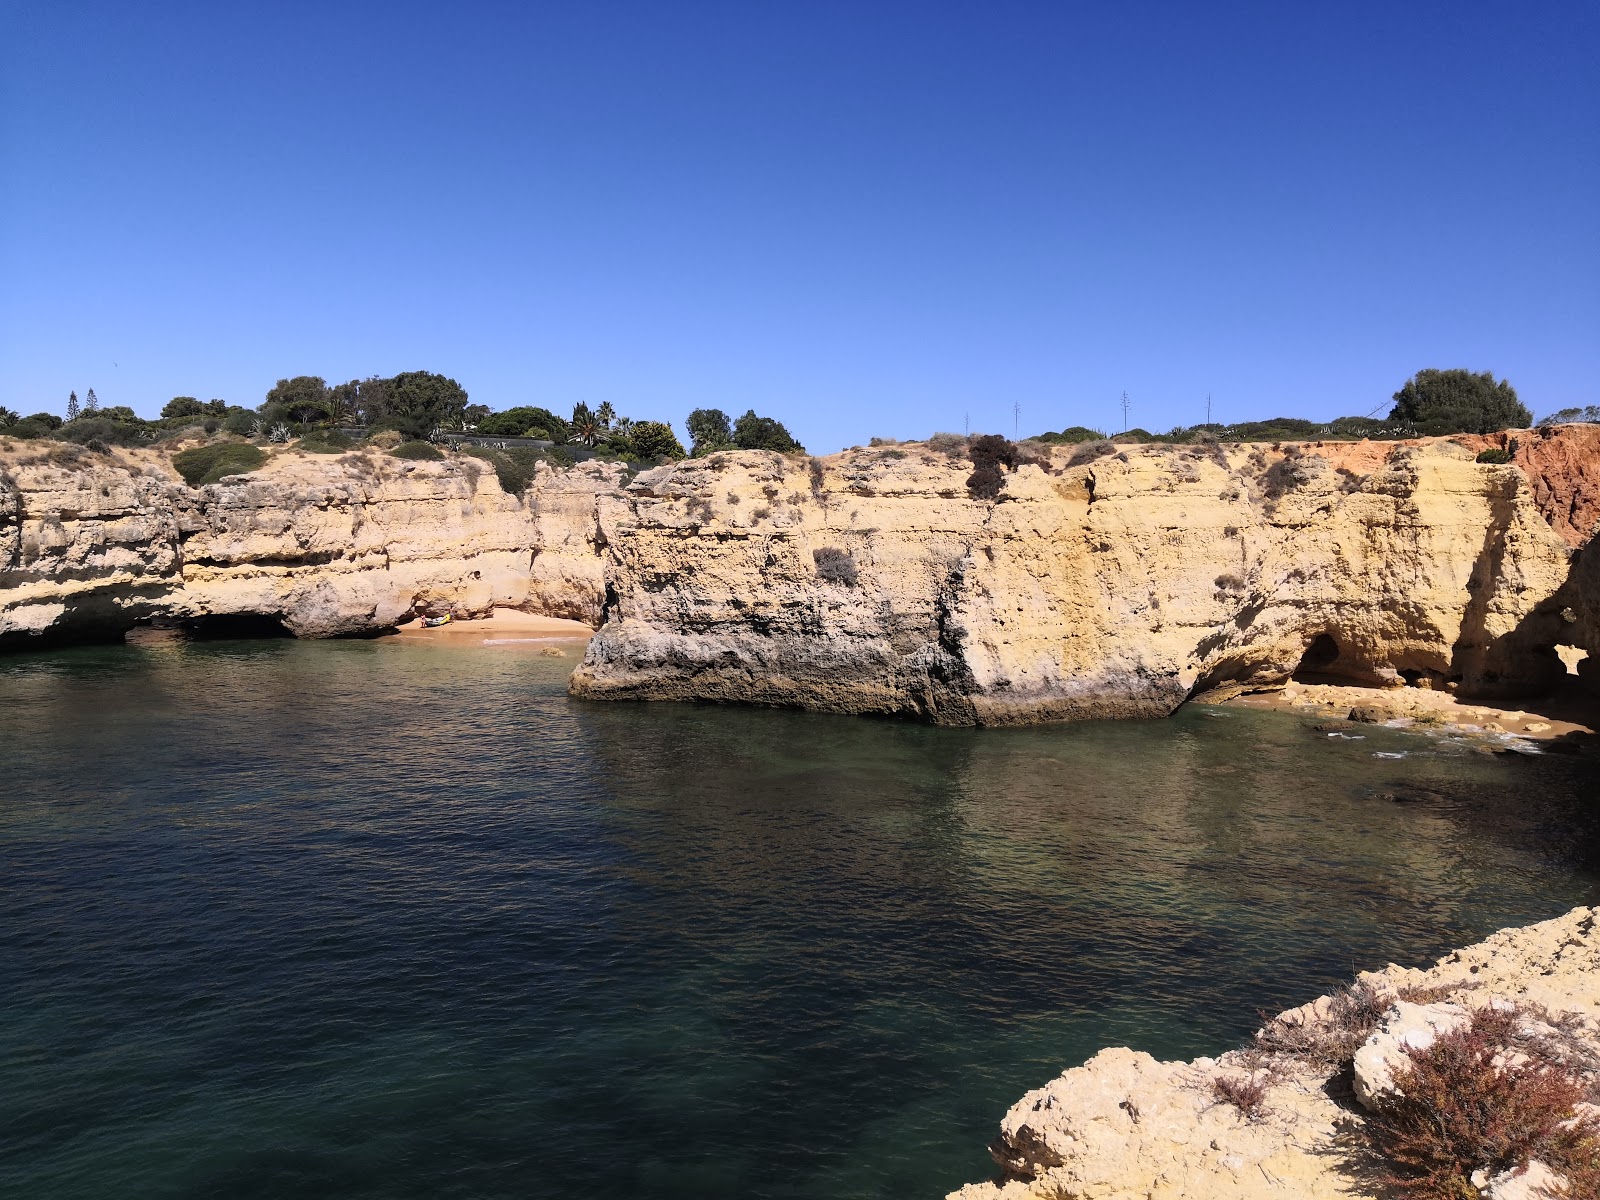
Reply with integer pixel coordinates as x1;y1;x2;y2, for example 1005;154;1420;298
952;906;1600;1200
0;441;620;645
572;428;1600;722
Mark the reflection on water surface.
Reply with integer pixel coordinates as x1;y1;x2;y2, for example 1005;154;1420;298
1;639;1596;1199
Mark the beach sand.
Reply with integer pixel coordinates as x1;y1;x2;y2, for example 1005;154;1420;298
389;608;594;646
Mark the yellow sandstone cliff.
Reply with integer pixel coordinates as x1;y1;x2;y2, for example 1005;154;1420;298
570;429;1600;721
4;428;1597;717
0;441;619;645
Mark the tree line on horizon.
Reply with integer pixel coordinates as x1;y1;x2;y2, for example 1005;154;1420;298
0;370;805;464
2;367;1592;457
1028;370;1560;446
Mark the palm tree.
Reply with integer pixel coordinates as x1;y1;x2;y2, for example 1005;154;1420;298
596;401;615;431
0;407;18;428
572;412;601;447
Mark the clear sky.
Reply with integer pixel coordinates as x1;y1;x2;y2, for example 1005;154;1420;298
3;2;1595;451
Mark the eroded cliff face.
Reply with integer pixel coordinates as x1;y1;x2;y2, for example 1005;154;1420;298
571;430;1598;723
0;440;620;646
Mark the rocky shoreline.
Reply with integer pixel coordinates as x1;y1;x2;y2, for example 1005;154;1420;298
950;906;1600;1200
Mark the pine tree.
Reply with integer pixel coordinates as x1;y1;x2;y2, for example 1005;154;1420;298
84;388;99;413
67;391;80;421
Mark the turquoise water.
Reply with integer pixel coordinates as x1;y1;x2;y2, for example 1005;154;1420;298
2;638;1597;1199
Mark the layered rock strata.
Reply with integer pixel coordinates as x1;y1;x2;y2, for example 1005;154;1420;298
0;441;620;646
571;430;1600;723
950;906;1600;1200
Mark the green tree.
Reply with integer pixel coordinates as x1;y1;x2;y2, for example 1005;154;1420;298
66;391;80;421
478;406;569;441
595;401;615;430
733;409;804;453
385;371;468;440
84;388;100;414
204;399;228;417
162;397;205;420
1388;369;1531;435
628;420;686;461
570;402;600;447
265;376;331;425
686;407;733;454
463;403;490;430
1538;405;1600;426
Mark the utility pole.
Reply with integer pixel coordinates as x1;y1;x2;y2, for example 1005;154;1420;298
1013;402;1020;438
1206;392;1212;427
1120;391;1130;433
964;411;969;436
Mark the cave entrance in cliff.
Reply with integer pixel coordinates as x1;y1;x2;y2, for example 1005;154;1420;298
1292;633;1341;682
184;614;295;641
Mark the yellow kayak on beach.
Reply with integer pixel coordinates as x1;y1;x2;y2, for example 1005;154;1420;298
420;614;454;628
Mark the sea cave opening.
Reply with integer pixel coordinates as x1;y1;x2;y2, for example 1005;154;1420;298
1292;633;1340;681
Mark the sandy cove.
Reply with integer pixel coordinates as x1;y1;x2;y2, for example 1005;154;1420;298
389;607;593;646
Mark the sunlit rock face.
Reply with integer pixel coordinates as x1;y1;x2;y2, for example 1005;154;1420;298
571;430;1597;724
4;426;1596;713
0;442;620;647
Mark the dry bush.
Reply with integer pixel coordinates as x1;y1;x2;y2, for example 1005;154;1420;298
726;491;741;504
1365;1005;1600;1200
808;457;825;493
1067;439;1114;467
1211;1072;1272;1121
751;505;770;520
1250;981;1390;1071
812;546;858;585
927;432;968;457
868;436;899;446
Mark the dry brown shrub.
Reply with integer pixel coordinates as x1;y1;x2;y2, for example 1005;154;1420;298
1365;1005;1600;1200
1211;1072;1272;1121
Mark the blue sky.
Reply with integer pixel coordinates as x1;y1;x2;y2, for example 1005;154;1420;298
3;2;1595;451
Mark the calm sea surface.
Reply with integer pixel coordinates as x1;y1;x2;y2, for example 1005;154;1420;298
2;638;1597;1199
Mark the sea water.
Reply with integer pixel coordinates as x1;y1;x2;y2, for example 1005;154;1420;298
2;638;1597;1198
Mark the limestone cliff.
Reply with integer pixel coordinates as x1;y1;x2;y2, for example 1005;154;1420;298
950;906;1600;1200
571;430;1599;723
0;440;619;646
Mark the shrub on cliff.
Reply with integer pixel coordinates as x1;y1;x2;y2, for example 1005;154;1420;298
296;429;353;454
1033;425;1105;444
459;445;551;495
173;442;268;486
391;440;444;461
1066;439;1115;467
966;434;1021;499
1389;369;1531;436
1364;1004;1600;1200
812;547;858;585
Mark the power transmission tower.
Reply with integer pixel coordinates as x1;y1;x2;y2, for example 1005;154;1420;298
1206;392;1212;426
1013;402;1020;438
1120;391;1130;433
964;412;969;436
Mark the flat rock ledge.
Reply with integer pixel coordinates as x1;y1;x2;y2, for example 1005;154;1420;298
950;906;1600;1200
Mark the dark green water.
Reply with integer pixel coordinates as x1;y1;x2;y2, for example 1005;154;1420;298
2;639;1597;1199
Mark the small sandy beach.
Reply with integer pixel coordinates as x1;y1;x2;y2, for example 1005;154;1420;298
390;607;593;646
